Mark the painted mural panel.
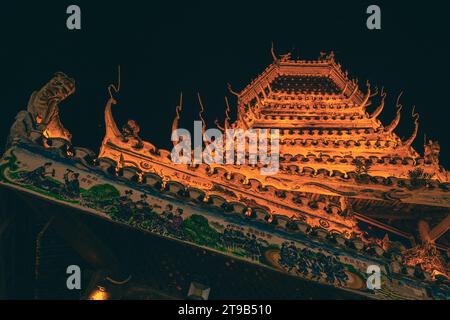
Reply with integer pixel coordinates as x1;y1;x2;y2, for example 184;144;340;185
0;142;447;300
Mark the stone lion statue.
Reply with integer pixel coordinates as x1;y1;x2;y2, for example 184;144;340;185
6;72;75;147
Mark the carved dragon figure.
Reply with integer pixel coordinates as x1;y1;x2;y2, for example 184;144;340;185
7;72;75;147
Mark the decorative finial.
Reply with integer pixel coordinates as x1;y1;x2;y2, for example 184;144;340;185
385;91;403;133
108;65;121;103
370;87;386;119
394;91;404;115
103;65;125;140
370;83;380;98
280;52;292;61
171;92;183;147
227;83;239;97
327;51;335;61
176;92;183;118
224;96;231;131
357;80;371;111
396;91;403;107
214;118;224;131
412;105;419;123
271;41;278;63
197;93;206;135
403;105;420;147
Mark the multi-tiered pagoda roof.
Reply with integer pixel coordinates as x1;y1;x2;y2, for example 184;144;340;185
233;51;445;181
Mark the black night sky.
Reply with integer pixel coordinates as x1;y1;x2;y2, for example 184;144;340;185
1;1;449;168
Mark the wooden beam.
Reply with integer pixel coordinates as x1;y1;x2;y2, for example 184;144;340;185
429;213;450;242
353;211;414;243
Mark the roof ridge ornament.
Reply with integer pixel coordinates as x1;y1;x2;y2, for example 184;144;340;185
271;41;278;63
348;78;359;100
357;80;371;111
370;87;386;119
385;91;403;134
319;51;327;61
403;105;420;147
224;96;231;130
279;52;292;62
370;84;379;98
215;96;232;132
227;83;239;97
341;81;348;95
271;41;292;63
104;66;123;139
171;92;183;147
327;51;335;63
108;65;121;101
197;93;207;136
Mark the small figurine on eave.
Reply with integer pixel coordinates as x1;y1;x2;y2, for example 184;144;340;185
319;51;327;61
121;119;143;149
382;233;391;252
279;52;292;62
424;138;440;166
327;51;335;62
6;72;75;148
339;196;353;218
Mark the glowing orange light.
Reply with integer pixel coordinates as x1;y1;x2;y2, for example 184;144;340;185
89;286;110;300
431;270;449;281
